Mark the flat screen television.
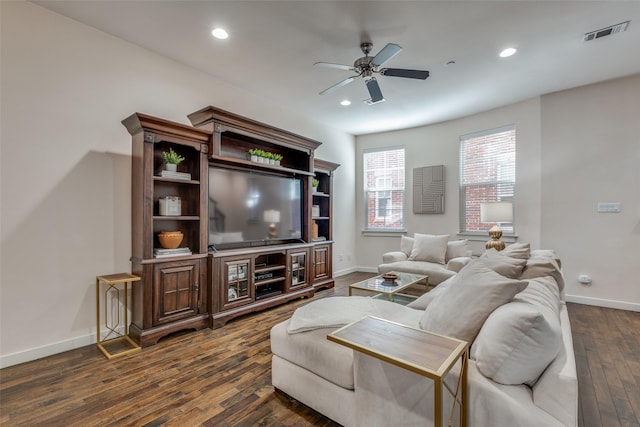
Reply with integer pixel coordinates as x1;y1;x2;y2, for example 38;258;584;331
208;167;303;248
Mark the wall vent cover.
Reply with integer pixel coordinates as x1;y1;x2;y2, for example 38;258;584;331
584;21;630;42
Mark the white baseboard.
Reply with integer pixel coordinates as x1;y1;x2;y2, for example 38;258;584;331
565;294;640;312
0;332;96;369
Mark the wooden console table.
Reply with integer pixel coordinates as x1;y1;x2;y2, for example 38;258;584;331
328;316;468;427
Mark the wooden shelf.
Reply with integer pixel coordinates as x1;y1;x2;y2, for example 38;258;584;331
153;176;200;185
209;154;314;176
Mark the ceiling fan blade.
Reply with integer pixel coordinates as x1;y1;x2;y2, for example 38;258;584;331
319;76;357;95
314;62;355;72
365;77;384;103
371;43;402;67
381;68;430;80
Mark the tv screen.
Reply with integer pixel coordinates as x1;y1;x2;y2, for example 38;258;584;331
208;168;303;246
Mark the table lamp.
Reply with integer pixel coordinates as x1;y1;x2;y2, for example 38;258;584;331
480;202;512;251
263;209;280;239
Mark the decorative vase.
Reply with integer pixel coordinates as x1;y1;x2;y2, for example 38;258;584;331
275;160;281;166
251;155;258;162
269;159;275;165
158;231;183;249
165;163;177;172
312;186;318;193
257;157;264;164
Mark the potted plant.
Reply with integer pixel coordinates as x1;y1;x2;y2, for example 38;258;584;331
248;148;259;163
274;153;283;166
256;149;266;163
161;148;185;172
312;177;319;192
266;152;275;165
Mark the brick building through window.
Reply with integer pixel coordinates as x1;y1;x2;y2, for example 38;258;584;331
459;125;516;234
364;147;405;230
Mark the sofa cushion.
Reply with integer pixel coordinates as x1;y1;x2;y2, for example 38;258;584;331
471;276;562;386
521;252;564;292
408;233;449;264
480;250;527;279
445;239;470;262
501;242;531;259
378;260;456;285
271;320;355;389
419;259;529;342
407;276;453;310
400;235;414;257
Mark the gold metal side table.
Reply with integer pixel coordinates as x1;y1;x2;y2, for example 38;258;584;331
96;273;141;359
328;315;468;427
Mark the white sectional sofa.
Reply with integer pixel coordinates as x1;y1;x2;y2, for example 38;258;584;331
377;234;473;285
271;245;577;427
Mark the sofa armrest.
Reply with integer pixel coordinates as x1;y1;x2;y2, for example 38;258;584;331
447;256;471;272
382;251;408;263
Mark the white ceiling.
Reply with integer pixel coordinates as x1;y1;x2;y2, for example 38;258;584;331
32;1;640;135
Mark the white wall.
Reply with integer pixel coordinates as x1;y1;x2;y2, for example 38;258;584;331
355;75;639;311
355;98;542;266
0;2;356;367
540;75;640;309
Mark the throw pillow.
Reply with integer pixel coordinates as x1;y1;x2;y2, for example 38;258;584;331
471;276;562;385
408;233;449;264
419;259;529;342
521;254;564;292
445;239;470;262
480;250;527;279
406;276;453;310
400;235;415;257
501;242;531;260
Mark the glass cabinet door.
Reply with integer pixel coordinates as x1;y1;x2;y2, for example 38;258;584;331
290;252;307;287
225;260;250;302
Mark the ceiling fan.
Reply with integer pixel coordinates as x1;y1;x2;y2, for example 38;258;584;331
315;42;430;104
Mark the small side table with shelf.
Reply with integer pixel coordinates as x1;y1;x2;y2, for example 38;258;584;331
96;273;141;359
328;315;468;427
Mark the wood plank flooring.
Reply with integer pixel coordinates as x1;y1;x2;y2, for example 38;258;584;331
1;271;638;426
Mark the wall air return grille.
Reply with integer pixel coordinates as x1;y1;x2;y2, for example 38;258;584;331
584;21;630;42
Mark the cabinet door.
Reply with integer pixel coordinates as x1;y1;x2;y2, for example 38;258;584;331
221;258;252;310
288;250;309;289
153;259;202;325
312;244;331;282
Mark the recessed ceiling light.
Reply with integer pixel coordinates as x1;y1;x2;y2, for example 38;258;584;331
499;47;517;58
340;100;351;106
211;28;229;40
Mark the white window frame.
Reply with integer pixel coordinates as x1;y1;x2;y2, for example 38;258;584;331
459;125;516;235
363;147;405;232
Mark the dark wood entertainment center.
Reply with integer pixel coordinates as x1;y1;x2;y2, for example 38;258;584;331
123;107;339;346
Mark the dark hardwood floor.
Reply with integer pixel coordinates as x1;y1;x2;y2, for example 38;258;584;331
1;272;638;426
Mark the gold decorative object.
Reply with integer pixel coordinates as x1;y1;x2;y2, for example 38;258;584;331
158;231;183;249
480;202;513;251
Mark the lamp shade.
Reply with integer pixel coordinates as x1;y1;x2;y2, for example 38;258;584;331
263;209;280;223
480;202;513;223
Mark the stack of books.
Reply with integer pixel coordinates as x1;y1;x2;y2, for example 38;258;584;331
160;170;191;180
154;247;192;258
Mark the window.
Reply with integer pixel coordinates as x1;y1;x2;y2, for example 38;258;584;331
364;147;405;231
459;125;516;234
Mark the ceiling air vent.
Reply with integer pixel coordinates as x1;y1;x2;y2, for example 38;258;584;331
584;21;630;42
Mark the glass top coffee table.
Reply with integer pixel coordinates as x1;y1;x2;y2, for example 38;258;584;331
349;272;429;302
